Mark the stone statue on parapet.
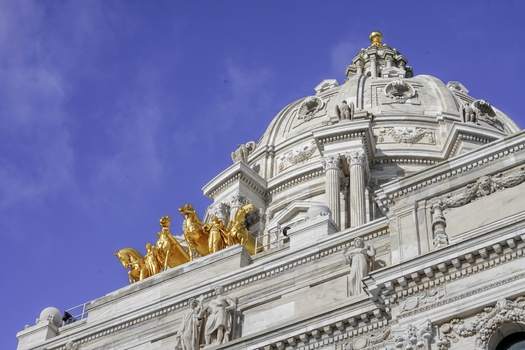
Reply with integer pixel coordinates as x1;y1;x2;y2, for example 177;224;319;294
175;296;205;350
343;237;376;296
203;286;236;346
231;141;256;163
335;100;354;121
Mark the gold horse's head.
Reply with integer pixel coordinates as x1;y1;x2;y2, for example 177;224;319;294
179;204;194;215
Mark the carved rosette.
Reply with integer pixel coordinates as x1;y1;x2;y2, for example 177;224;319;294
439;297;525;350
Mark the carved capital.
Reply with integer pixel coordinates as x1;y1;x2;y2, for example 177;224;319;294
345;150;367;167
322;154;340;172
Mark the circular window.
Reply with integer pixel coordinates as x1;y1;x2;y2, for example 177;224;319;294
495;332;525;350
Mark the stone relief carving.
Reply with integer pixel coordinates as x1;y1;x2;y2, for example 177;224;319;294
336;328;391;350
335;100;354;121
439;296;525;350
64;341;80;350
377;127;435;144
176;287;238;349
431;200;448;248
297;96;325;121
383;79;416;103
277;141;317;172
462;100;504;131
401;287;445;313
231;141;256;163
209;203;231;226
437;166;525;210
392;320;434;350
343;237;376;296
175;297;205;350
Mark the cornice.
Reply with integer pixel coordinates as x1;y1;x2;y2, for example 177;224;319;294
203;161;267;200
375;129;525;208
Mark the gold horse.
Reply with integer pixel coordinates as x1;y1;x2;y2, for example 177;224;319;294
156;216;190;269
179;204;210;260
115;248;150;284
228;203;261;255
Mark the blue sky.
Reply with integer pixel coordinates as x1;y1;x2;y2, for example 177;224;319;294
3;1;525;348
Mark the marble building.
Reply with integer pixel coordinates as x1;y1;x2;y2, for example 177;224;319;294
17;32;525;350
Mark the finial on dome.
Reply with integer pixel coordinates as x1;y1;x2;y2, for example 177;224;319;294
369;31;383;47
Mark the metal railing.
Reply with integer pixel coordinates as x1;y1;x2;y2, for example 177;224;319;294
255;230;288;254
62;301;91;326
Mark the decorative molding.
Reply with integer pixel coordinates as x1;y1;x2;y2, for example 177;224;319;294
335;327;391;350
400;287;445;314
208;172;266;200
297;96;325;121
377;127;435;144
269;169;325;195
436;166;525;210
392;320;433;350
277;141;317;173
440;296;525;350
380;141;525;206
382;80;418;105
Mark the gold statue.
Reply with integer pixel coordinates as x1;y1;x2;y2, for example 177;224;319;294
155;216;190;269
115;248;150;284
179;204;210;260
144;243;163;275
204;216;228;254
227;203;261;255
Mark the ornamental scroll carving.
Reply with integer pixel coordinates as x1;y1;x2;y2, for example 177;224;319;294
462;99;504;132
231;141;256;163
392;320;434;350
439;297;525;350
277;141;317;173
383;79;416;103
297;96;325;121
377;127;435;144
437;166;525;210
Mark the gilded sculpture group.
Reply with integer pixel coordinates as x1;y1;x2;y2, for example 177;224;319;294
115;203;260;284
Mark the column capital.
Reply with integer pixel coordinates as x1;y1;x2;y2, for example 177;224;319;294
322;154;340;172
345;150;367;167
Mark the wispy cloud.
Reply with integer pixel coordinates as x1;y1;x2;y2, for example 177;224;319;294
329;40;361;79
0;1;74;210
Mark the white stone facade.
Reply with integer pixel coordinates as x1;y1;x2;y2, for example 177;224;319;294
17;36;525;350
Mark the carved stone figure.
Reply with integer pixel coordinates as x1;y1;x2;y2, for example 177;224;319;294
335;100;354;120
431;200;448;248
462;102;476;123
231;141;256;163
297;96;324;121
175;297;205;350
343;237;376;296
394;320;434;350
203;286;236;346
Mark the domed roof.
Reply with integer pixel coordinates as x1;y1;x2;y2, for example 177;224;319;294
257;33;519;152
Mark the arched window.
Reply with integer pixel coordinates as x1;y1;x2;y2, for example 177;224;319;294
488;323;525;350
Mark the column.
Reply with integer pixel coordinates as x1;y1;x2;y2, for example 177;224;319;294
322;154;341;228
370;55;377;78
346;150;368;228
